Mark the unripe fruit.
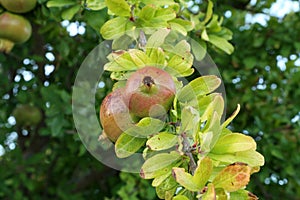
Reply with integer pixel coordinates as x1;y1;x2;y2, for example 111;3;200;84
0;0;37;13
100;88;136;142
0;12;32;44
125;66;176;118
12;104;42;126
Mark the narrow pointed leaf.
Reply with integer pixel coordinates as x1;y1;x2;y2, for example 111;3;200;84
173;195;190;200
222;104;240;128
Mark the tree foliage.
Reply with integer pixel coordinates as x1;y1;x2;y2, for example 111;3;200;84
0;0;299;199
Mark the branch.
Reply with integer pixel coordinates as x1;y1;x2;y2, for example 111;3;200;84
181;133;197;175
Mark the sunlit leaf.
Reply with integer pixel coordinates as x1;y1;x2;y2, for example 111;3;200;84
180;106;200;138
115;132;147;158
212;163;251;192
173;195;190;200
46;0;76;7
193;157;213;189
177;75;221;103
146;132;177;151
85;0;106;10
221;104;240;129
100;17;134;40
146;28;171;49
203;0;213;24
172;167;200;191
201;111;221;152
105;0;131;17
209;150;265;167
126;117;165;137
141;152;182;179
208;34;234;55
211;133;257;154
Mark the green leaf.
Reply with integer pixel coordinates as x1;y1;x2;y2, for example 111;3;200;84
208;34;234;55
193;157;213;189
152;172;172;187
156;175;178;199
155;7;176;21
85;0;106;10
126;117;165;138
105;0;131;16
203;0;213;24
165;50;194;77
211;133;257;154
201;111;221;152
212;163;251;192
172;167;200;191
191;39;207;61
46;0;76;7
230;190;258;200
146;47;166;66
197;93;219;117
146;132;177;151
180;106;200;138
138;5;156;21
141;152;182;179
61;4;81;20
221;104;240;128
177;75;221;103
141;0;176;6
201;94;224;123
100;17;134;40
202;183;216;200
209;150;265;167
146;28;170;49
115;132;147;158
173;195;190;200
104;49;149;71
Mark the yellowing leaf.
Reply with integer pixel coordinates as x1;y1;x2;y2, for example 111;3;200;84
212;163;251;192
141;152;182;179
146;132;177;151
193;157;213;189
115;132;147;158
211;133;257;154
105;0;131;17
172;167;200;191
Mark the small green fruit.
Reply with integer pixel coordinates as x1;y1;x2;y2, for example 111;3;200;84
12;104;42;126
0;0;37;13
125;66;176;118
0;12;32;44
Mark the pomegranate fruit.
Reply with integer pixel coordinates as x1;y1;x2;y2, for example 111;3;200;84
0;0;37;13
125;66;176;118
100;88;136;142
0;12;32;44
